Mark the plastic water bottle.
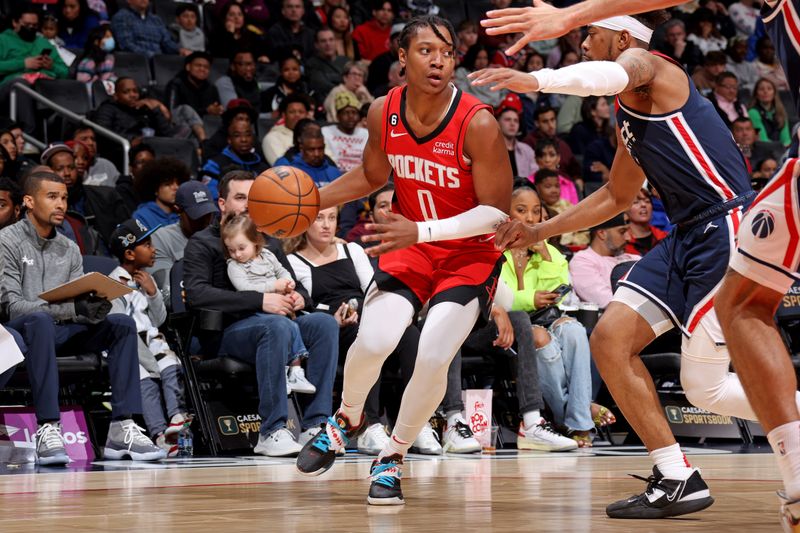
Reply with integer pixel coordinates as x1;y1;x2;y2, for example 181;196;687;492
177;424;193;457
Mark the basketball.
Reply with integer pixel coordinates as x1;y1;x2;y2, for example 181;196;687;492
247;166;320;238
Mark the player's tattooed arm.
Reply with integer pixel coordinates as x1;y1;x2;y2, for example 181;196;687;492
616;48;658;93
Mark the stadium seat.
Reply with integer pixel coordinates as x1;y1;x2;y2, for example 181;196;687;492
114;52;152;88
145;136;199;176
152;54;185;90
35;79;92;116
209;57;230;84
153;0;180;27
82;255;119;276
203;114;222;138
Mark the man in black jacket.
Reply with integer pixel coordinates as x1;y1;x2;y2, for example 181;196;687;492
183;170;338;457
166;51;224;119
306;28;349;102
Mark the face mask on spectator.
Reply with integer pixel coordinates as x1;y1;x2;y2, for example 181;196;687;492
101;36;115;52
18;25;38;42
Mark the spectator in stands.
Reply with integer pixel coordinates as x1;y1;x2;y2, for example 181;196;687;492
307;27;349;101
346;183;392;247
729;0;759;37
313;0;339;26
625;188;668;256
116;142;155;213
262;55;312;116
0;4;69;135
214;0;270;33
533;139;579;205
546;28;582;68
71;125;120;186
726;36;759;92
263;92;313;165
323;61;373;122
687;7;727;55
274;119;337;169
204;98;258;158
65;138;90;181
755;36;790;91
692;51;728;95
569;214;641;309
583;129;616;185
455;44;505;108
455;20;478;64
322;91;368;172
204;120;269;198
91;77;173;141
710;71;749;128
657;18;703;75
172;3;205;53
534;168;588;248
0;131;21;179
352;0;394;61
500;184;596;448
366;22;402;94
373;60;404;97
752;157;778;190
568;96;610;156
748;77;792;146
328;6;356;59
57;0;100;49
215;50;260;109
210;3;266;62
166;51;224;119
133;157;190;229
732;116;781;169
277;128;341;187
148;181;216;303
0;170;165;461
497;96;536;179
111;0;185;58
108;219;189;455
0;178;21;228
0;147;13;181
75;25;117;93
0;121;26;168
266;0;316;60
523;106;580;183
183;170;339;456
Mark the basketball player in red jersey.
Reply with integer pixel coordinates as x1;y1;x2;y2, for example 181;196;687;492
295;15;513;505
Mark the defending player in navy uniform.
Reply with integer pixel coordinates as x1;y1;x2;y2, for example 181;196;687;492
471;11;764;519
295;16;512;505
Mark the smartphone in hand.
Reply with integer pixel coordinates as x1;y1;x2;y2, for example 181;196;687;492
41;48;52;57
551;283;572;304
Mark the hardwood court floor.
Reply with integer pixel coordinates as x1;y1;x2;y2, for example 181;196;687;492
0;448;786;532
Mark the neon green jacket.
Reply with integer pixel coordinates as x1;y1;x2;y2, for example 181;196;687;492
500;243;569;313
0;29;68;85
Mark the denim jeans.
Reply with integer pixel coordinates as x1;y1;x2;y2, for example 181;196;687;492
218;312;338;437
535;319;593;432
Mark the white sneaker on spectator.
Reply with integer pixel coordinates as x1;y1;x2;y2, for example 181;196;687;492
298;425;322;446
442;417;481;454
517;420;578;452
165;412;190;440
410;422;443;455
155;433;178;457
358;423;390;456
287;366;316;394
254;428;302;457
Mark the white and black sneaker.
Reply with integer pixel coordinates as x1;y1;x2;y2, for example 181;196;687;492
35;422;69;466
409;422;442;455
779;491;800;532
517;421;578;452
606;466;714;519
443;420;481;454
358;423;390;456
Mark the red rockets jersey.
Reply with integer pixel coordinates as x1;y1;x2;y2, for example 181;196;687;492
380;84;492;247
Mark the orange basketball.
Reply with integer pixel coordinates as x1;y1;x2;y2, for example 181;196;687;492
247;166;320;238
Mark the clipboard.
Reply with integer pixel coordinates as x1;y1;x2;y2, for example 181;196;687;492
38;272;134;303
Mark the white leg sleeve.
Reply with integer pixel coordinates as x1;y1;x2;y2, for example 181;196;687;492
340;285;415;414
390;298;481;447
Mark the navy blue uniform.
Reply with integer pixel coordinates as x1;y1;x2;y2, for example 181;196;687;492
615;53;754;341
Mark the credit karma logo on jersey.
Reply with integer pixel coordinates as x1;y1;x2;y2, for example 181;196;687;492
387;154;460;188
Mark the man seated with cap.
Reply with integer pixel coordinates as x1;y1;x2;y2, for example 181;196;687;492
0;169;164;462
568;214;641;310
165;51;224;120
148;180;217;304
322;91;368;173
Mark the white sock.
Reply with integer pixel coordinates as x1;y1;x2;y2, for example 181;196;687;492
649;443;693;479
522;410;542;430
379;434;410;460
446;410;464;428
768;421;800;501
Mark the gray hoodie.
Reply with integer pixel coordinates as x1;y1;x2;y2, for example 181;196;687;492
0;216;83;321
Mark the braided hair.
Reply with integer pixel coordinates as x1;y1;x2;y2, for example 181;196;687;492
397;15;457;77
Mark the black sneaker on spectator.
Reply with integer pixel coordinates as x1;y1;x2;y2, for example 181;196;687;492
517;420;578;452
410;422;442;455
358;423;390;456
254;428;302;457
605;466;714;519
35;422;69;466
103;420;167;461
442;417;481;454
296;411;365;476
367;454;404;506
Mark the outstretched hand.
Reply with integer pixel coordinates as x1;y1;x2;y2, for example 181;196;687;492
481;0;571;55
469;67;541;93
362;212;419;257
494;219;543;250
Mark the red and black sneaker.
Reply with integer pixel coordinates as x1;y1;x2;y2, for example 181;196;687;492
296;411;365;476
